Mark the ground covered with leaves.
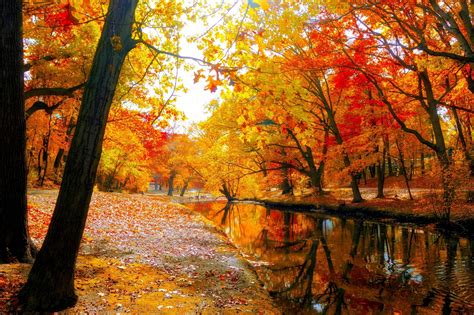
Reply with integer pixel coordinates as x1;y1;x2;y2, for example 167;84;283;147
0;191;277;313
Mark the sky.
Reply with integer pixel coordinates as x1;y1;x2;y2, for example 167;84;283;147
173;0;242;129
173;53;215;126
172;4;220;128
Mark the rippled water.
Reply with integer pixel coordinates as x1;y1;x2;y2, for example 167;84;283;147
185;201;474;314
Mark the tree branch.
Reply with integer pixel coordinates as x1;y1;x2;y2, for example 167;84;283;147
24;82;86;100
25;99;66;120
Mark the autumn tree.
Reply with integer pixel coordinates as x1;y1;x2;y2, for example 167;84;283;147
0;0;36;263
332;3;472;216
20;0;140;310
19;0;224;309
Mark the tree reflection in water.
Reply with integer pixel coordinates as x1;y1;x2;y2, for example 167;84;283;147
187;202;474;314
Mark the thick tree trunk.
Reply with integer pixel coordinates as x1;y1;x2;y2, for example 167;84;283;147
19;0;138;311
348;171;364;203
286;130;325;194
306;147;324;195
219;183;235;201
0;0;36;263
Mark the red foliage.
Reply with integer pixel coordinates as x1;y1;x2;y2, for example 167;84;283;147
44;4;78;31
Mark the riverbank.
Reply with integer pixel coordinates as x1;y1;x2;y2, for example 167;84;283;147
238;190;474;237
0;191;277;313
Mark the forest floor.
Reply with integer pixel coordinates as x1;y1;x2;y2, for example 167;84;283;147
0;191;277;314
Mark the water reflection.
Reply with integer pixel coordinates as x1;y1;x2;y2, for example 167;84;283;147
187;202;474;314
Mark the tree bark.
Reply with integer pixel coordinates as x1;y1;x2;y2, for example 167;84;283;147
420;151;425;175
219;182;235;201
395;139;413;200
19;0;138;310
180;180;189;197
324;96;363;202
452;107;474;175
0;0;36;263
376;145;386;198
167;171;176;196
53;117;76;182
280;165;293;195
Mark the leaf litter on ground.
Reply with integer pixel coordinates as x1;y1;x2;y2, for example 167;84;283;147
0;191;278;314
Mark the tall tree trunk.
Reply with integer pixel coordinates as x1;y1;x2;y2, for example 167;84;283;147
0;0;36;263
326;106;363;202
395;139;413;200
219;182;235;201
452;107;474;175
376;145;386;198
53;116;76;183
368;165;376;178
420;151;425;175
20;0;138;310
387;156;394;176
345;155;364;202
280;165;293;195
179;180;188;197
167;171;176;196
421;71;453;220
286;129;325;194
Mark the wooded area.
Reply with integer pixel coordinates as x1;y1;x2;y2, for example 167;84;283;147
0;0;473;312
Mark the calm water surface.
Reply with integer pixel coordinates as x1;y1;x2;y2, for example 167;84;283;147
185;201;474;314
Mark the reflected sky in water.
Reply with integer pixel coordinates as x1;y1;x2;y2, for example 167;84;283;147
186;201;474;314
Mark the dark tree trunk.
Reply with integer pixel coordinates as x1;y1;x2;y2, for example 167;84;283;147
0;0;36;263
19;0;138;311
408;158;415;181
376;145;386;198
325;103;363;202
306;146;324;195
39;125;51;186
452;107;474;176
219;183;235;201
167;171;176;196
286;130;325;194
420;151;425;175
180;180;189;197
368;165;376;178
395;139;413;200
280;165;293;195
387;156;394;176
53;117;76;182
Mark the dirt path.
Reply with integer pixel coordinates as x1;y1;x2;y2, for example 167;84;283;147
0;191;278;314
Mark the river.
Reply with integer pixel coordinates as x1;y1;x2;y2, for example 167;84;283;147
185;201;474;314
